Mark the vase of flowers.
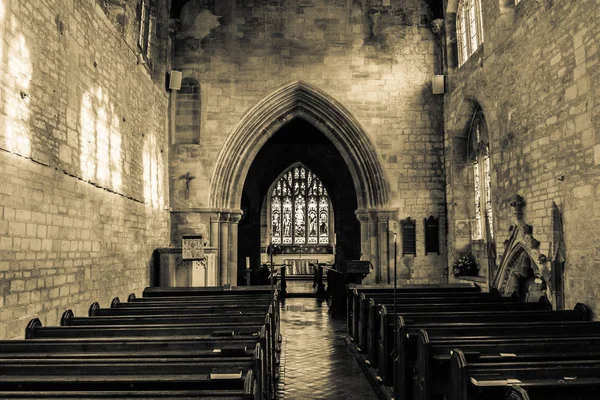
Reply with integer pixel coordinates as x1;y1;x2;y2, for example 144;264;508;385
451;253;479;277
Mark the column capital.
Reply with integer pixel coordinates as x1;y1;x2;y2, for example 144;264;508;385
229;211;243;224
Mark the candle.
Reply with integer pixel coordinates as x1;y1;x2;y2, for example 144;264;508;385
246;257;250;270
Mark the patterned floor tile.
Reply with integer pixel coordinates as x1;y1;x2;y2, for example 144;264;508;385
277;297;378;400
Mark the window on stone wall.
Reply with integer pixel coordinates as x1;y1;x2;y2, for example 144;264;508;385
401;217;416;256
456;0;484;66
469;108;494;241
175;78;201;144
270;165;330;247
424;216;439;255
137;0;155;64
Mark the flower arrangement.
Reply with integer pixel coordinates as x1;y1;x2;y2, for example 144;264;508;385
451;253;479;277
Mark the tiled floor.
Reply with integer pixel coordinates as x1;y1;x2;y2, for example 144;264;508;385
277;295;379;400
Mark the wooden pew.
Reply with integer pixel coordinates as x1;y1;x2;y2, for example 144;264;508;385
62;310;267;326
0;389;254;399
416;320;600;400
365;295;519;359
0;364;257;399
361;300;548;366
347;283;482;337
0;335;266;396
352;292;504;349
375;298;556;385
449;348;600;400
350;291;503;341
106;297;281;356
387;304;590;400
142;286;276;297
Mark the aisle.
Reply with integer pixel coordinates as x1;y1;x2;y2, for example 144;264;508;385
277;297;379;400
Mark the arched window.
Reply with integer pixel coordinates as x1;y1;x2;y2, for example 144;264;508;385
468;108;493;241
271;165;330;246
456;0;484;66
137;0;155;64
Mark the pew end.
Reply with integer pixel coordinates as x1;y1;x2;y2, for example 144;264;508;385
25;318;42;339
243;369;257;400
60;309;74;326
111;297;121;308
506;385;531;400
88;302;100;316
575;303;591;320
540;295;553;310
448;348;469;400
128;293;136;302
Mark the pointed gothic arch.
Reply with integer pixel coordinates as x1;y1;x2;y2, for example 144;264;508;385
209;80;390;211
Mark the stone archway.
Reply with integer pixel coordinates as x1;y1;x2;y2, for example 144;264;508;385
208;81;394;284
210;80;389;210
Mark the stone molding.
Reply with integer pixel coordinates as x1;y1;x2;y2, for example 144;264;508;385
209;81;390;210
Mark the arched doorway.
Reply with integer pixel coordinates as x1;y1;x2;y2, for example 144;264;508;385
209;81;393;285
238;119;359;284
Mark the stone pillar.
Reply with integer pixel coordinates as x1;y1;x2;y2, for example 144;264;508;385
378;214;390;284
368;211;380;283
219;213;230;285
229;212;243;286
355;208;398;284
355;210;371;282
210;215;220;283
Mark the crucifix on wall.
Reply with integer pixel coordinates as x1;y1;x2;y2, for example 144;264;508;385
180;172;195;199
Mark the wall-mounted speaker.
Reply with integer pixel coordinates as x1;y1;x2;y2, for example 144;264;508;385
432;75;445;95
169;70;182;91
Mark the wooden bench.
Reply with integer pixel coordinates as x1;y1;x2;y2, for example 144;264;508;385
62;310;267;326
386;304;590;400
347;283;482;337
450;348;600;400
142;286;276;297
361;300;548;366
376;300;582;387
350;291;503;341
416;320;600;400
0;364;257;399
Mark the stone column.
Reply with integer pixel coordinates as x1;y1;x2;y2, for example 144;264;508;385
355;210;371;282
378;214;390;284
355;208;398;284
219;212;230;285
229;212;243;286
368;211;380;283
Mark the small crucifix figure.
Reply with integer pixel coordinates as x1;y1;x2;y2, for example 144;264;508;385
180;172;195;199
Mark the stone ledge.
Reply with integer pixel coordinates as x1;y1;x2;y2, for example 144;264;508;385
454;275;487;283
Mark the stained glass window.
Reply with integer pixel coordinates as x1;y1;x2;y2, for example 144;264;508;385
469;109;494;242
456;0;484;66
137;1;155;64
271;166;330;246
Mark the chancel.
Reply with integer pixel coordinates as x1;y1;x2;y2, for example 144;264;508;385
0;0;598;398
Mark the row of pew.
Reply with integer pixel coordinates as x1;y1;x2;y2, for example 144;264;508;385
347;283;600;400
0;285;281;399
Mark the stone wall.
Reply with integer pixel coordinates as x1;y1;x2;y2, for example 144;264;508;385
0;0;170;338
444;0;600;312
170;0;447;283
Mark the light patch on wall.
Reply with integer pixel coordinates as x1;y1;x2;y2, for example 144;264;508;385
143;132;164;209
0;0;4;63
79;87;123;192
3;17;32;157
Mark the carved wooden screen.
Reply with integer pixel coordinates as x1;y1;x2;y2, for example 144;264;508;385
401;217;416;256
